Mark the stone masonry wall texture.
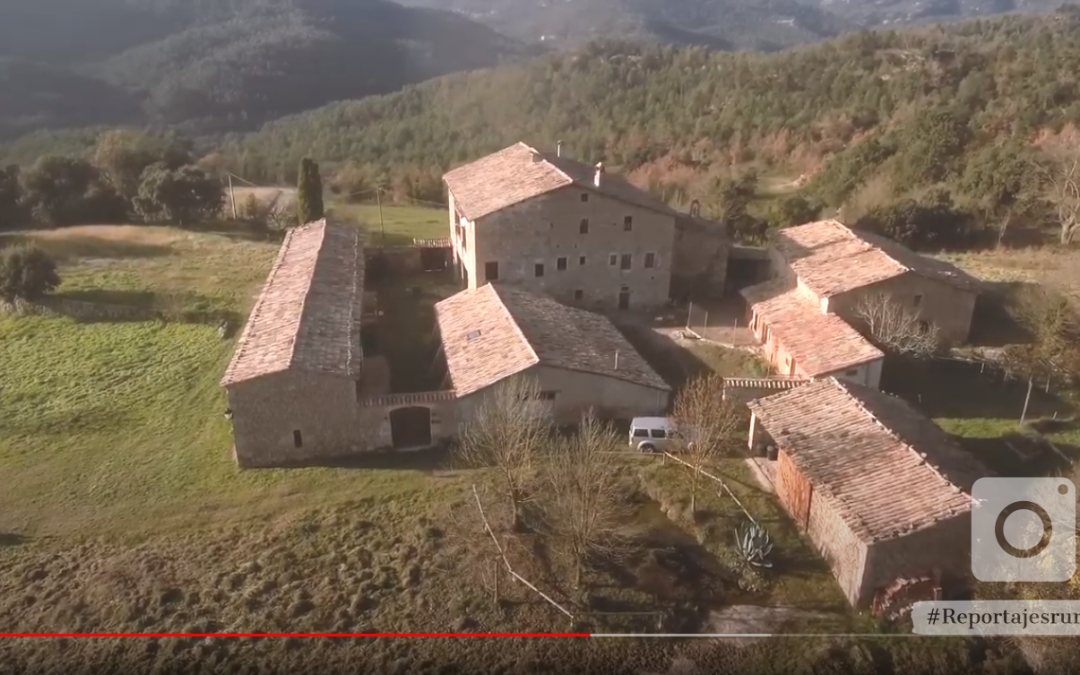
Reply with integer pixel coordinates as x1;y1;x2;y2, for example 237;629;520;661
227;370;384;467
460;187;675;311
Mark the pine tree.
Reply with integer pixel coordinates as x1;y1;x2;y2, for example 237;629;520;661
296;158;324;225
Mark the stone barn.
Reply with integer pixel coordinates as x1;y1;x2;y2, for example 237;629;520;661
670;200;731;302
745;378;991;609
435;283;672;425
221;219;383;468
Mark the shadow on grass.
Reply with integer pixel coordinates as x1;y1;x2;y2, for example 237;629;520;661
0;533;29;548
954;433;1078;478
968;281;1039;348
298;447;454;472
0;232;174;261
45;288;242;328
370;270;459;393
614;320;714;390
882;357;1074;422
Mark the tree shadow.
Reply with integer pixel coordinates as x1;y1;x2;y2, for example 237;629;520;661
882;357;1073;422
968;281;1039;348
296;446;454;472
46;289;242;328
0;533;29;548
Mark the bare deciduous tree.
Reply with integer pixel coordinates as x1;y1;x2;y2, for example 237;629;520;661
854;292;940;358
671;373;743;514
1037;141;1080;245
455;375;552;531
541;411;636;591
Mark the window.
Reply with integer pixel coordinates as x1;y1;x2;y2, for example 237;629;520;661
579;218;589;234
581;193;589;202
644;252;656;269
292;430;303;448
919;320;931;333
609;254;618;266
574;289;584;301
633;429;649;438
466;330;482;341
649;429;667;439
535;263;545;277
620;253;632;270
484;261;499;281
913;294;923;308
845;368;858;376
538;391;557;400
624;216;633;231
579;255;586;266
557;257;567;271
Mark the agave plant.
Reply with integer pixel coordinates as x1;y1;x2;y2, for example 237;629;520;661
736;521;774;568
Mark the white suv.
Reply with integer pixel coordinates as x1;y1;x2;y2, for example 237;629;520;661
628;417;676;453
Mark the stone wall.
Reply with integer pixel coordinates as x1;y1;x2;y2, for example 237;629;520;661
825;272;979;347
2;297;153;322
357;390;459;450
452;186;676;311
671;215;730;301
860;513;973;604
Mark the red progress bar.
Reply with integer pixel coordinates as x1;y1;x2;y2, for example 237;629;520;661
0;633;591;638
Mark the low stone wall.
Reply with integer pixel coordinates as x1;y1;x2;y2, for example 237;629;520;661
3;297;156;322
365;244;451;276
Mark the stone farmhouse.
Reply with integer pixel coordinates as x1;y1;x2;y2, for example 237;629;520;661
443;142;730;311
746;377;991;609
434;283;671;425
741;219;981;388
221;219;672;467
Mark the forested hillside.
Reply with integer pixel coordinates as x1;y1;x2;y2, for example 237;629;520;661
206;9;1080;224
0;0;536;139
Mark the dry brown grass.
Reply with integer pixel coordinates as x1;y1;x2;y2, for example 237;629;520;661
937;246;1080;307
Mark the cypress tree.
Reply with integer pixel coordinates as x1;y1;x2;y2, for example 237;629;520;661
296;158;324;225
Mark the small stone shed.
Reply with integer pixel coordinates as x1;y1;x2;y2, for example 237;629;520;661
435;283;672;425
746;378;991;608
221;220;381;467
670;200;731;302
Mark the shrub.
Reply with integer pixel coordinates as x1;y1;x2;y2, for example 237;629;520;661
0;244;61;302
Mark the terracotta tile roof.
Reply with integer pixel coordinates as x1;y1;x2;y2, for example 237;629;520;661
740;278;884;377
443;142;676;221
435;283;670;397
772;220;981;297
221;220;366;386
747;378;989;543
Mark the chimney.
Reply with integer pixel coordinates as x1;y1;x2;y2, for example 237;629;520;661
614;350;620;370
531;151;542;164
557;140;563;157
594;162;604;187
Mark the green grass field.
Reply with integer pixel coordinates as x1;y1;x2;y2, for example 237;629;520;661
329;202;446;246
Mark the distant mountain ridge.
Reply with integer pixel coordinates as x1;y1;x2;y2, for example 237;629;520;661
0;0;538;140
394;0;857;51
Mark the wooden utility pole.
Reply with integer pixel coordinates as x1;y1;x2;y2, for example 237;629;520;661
227;174;238;219
1020;377;1034;425
376;186;386;247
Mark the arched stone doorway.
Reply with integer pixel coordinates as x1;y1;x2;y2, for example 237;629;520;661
389;406;433;449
